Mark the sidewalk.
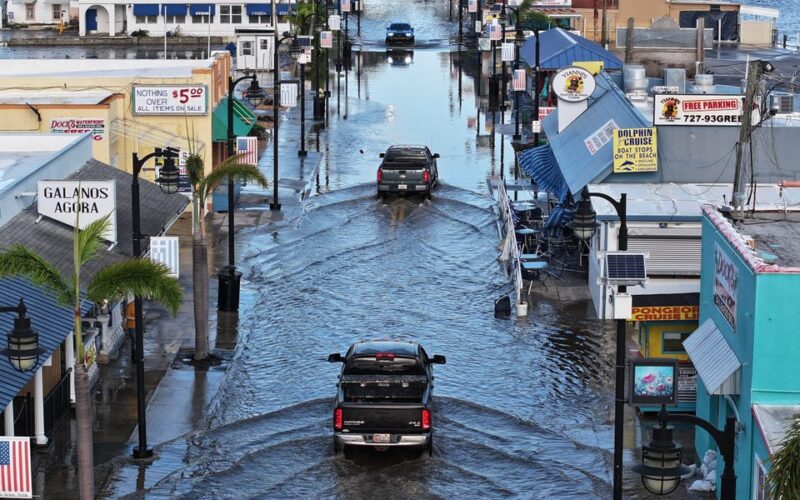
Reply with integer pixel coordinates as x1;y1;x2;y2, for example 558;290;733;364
33;81;324;498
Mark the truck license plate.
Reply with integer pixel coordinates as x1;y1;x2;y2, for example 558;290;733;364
398;184;407;190
373;433;391;443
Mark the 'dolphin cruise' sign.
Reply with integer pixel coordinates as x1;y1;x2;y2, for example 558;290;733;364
37;180;117;243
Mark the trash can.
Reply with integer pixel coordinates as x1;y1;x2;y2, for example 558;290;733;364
218;265;242;312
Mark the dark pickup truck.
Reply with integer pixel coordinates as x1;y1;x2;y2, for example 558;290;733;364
328;340;446;457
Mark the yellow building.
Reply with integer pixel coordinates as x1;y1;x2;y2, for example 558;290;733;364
0;53;254;190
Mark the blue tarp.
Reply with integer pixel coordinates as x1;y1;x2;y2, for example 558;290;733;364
518;144;569;203
162;4;187;15
246;3;272;15
0;277;92;412
189;3;216;16
132;3;159;16
520;28;623;71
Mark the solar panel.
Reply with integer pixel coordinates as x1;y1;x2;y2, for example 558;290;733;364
605;253;647;281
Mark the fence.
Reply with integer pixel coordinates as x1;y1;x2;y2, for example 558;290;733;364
494;178;525;315
616;27;714;49
43;368;73;437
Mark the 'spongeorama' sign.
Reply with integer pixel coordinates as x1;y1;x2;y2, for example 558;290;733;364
630;305;699;321
37;180;117;243
132;85;208;115
654;94;745;126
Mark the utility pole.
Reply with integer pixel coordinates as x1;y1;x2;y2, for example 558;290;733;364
624;17;634;64
732;59;761;219
600;0;608;48
696;17;705;75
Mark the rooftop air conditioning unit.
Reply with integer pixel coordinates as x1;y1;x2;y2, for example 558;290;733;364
770;92;794;115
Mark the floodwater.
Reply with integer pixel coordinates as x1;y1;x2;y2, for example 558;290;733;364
97;0;618;497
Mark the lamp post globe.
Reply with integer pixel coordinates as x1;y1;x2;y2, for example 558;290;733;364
244;77;264;106
156;156;181;195
0;300;44;372
570;197;598;241
632;424;693;495
515;26;525;48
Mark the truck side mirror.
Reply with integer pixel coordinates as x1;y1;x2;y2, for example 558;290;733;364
432;153;440;159
379;152;385;158
328;353;344;363
431;354;446;365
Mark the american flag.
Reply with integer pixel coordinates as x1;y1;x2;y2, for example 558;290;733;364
237;136;259;165
488;23;502;41
341;0;351;12
0;438;32;499
513;69;526;91
321;30;333;48
468;0;477;13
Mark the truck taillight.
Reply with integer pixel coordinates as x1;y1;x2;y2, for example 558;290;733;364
377;168;383;183
334;408;343;430
421;409;431;430
422;170;430;183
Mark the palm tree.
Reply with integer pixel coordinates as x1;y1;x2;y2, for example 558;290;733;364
184;148;268;361
768;413;800;498
0;215;183;500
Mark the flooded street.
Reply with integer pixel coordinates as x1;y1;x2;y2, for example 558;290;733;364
97;0;618;497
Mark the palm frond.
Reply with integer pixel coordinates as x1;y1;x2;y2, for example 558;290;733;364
768;413;800;498
0;244;73;305
87;259;183;315
77;215;112;268
200;158;269;200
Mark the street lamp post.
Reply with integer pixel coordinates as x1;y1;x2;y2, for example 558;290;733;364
130;147;180;459
298;57;308;157
634;404;737;499
499;6;508;112
532;28;540;146
571;186;627;500
272;31;299;211
512;13;525;141
0;299;44;373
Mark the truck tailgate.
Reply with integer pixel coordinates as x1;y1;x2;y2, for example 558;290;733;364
341;403;425;433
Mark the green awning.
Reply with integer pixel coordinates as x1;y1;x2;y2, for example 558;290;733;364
212;97;257;142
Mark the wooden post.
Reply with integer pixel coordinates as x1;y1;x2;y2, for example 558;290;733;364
600;0;608;48
624;17;634;63
696;17;705;75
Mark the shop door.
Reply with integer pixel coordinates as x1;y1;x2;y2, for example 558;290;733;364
86;8;98;31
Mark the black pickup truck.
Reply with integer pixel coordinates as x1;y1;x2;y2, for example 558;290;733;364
328;340;446;457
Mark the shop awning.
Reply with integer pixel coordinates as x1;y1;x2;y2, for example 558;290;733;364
683;318;741;395
246;3;272;15
518;143;569;203
276;3;296;15
189;3;215;16
752;405;800;455
132;3;159;16
212;97;257;142
162;4;187;15
0;277;93;411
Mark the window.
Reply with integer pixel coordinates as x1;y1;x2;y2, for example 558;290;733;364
662;331;691;354
192;13;211;23
260;38;270;50
249;14;269;24
241;41;253;56
25;4;35;20
166;14;185;23
135;15;158;23
52;4;63;20
220;5;242;23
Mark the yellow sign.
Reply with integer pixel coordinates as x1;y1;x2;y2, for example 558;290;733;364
573;61;604;75
631;306;699;321
613;128;658;173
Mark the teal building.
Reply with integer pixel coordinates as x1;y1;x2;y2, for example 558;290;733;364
687;206;800;499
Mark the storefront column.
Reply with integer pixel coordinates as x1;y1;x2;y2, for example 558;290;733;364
33;365;47;446
66;331;76;404
4;401;13;437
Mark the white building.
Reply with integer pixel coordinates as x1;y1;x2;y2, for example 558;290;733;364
6;0;77;26
77;0;296;37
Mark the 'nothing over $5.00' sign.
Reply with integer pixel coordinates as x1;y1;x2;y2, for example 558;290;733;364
132;85;208;115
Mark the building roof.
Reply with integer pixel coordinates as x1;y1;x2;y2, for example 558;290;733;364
0;277;92;411
683;318;742;395
0;159;189;287
0;89;114;105
0;58;217;79
753;404;800;455
520;72;648;202
704;205;800;274
0;134;85;201
519;28;623;71
587;183;800;221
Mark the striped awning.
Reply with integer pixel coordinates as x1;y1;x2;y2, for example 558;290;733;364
683;318;741;395
518;144;569;203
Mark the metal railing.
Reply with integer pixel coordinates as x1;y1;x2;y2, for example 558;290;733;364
494;178;524;309
43;368;73;437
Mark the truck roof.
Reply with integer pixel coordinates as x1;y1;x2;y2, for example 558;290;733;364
352;340;418;357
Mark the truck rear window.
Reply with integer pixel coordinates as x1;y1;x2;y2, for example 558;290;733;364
344;356;424;376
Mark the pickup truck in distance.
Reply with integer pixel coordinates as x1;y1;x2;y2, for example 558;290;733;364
328;340;446;457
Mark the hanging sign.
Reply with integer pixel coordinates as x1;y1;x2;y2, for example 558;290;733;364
612;128;658;173
714;242;738;330
49;118;106;141
281;82;298;107
341;0;351;13
531;120;541;133
320;30;333;48
512;69;526;91
0;437;32;499
628;358;679;406
132;85;208;115
488;22;502;41
653;94;745;126
37;180;117;243
552;66;596;102
475;20;482;33
501;42;515;62
468;0;477;13
328;14;341;31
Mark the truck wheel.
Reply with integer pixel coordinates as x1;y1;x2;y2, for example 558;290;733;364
343;446;354;459
426;436;433;457
424;188;432;200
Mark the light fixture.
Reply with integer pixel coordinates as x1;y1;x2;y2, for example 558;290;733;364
632;424;693;496
0;299;45;372
570;197;598;241
515;26;525;48
156;155;180;194
244;77;264;106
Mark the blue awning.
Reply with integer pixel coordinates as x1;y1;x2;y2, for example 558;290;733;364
246;3;272;15
518;144;569;203
276;3;293;15
189;3;215;15
0;277;93;411
133;3;159;16
162;4;187;15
